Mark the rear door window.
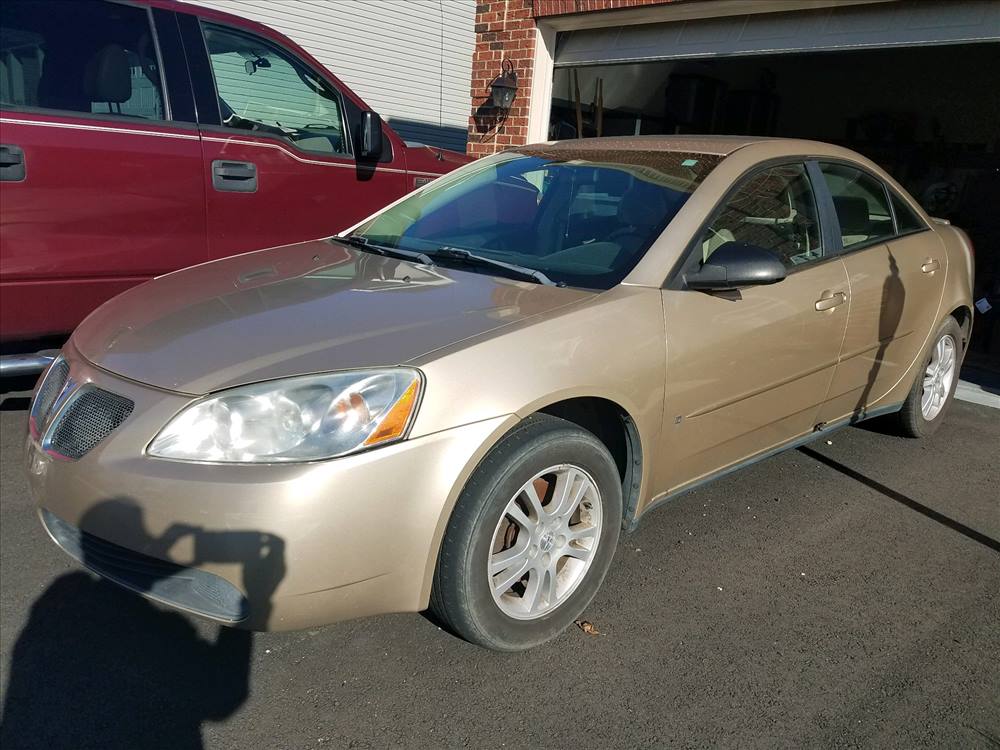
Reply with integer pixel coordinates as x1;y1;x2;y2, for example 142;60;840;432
202;23;349;157
0;0;165;120
819;163;896;250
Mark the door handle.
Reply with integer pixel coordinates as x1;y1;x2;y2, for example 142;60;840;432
0;144;25;182
921;259;940;274
211;160;257;192
814;290;847;311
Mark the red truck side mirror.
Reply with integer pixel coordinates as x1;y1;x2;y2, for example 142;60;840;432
358;111;384;160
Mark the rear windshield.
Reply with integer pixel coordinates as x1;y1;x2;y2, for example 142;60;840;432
353;149;720;289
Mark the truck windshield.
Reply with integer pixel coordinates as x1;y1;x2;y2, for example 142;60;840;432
351;149;721;289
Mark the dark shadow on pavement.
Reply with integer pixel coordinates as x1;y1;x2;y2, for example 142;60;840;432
0;500;285;750
799;446;1000;554
853;412;905;436
0;396;30;412
0;373;36;407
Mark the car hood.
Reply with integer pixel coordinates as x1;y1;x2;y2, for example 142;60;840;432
72;240;595;394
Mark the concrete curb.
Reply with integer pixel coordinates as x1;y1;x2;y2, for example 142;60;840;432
955;380;1000;409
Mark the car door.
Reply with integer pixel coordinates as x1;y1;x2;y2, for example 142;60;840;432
0;0;206;342
814;163;948;424
180;14;407;259
656;162;851;494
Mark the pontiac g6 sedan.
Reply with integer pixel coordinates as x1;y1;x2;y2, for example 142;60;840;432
27;136;974;651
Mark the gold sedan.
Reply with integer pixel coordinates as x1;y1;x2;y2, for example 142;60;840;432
26;136;974;650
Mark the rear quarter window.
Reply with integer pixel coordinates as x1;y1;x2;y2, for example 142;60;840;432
890;191;927;234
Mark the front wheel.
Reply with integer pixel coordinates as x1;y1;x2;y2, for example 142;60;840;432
893;317;963;437
430;414;622;651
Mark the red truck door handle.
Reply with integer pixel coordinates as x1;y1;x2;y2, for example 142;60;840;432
211;160;257;193
0;144;25;182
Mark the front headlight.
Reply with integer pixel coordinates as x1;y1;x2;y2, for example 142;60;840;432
148;368;421;463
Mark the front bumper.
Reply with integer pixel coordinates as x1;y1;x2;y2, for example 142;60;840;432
26;345;514;630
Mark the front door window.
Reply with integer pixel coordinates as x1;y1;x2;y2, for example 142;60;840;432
203;23;349;156
700;163;823;267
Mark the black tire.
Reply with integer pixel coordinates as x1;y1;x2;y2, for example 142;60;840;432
430;414;622;651
892;316;964;438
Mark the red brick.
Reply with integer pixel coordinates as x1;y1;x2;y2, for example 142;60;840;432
469;0;682;155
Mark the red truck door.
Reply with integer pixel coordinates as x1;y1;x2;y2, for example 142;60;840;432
0;1;206;342
176;13;407;259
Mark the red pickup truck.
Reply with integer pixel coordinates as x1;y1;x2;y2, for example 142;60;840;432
0;0;469;374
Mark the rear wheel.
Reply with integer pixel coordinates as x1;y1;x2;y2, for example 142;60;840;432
431;414;622;651
893;317;963;437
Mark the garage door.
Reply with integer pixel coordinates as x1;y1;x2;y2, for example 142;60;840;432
555;0;1000;67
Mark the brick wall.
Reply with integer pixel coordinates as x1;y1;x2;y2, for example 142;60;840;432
467;0;678;157
467;0;535;158
534;0;676;16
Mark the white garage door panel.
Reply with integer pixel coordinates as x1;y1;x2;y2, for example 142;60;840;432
555;0;1000;66
188;0;474;152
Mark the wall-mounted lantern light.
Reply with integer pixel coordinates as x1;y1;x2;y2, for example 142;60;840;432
490;59;518;111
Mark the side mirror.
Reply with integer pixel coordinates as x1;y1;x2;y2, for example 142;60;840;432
685;241;787;290
357;110;384;159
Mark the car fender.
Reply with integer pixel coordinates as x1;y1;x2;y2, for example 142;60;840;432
411;286;667;606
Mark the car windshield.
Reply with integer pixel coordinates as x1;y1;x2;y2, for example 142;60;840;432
351;148;721;289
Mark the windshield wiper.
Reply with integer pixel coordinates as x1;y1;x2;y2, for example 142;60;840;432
337;236;434;266
426;247;558;286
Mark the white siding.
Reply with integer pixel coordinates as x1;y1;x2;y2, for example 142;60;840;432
186;0;474;152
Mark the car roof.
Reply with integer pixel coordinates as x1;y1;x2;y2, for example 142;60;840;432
518;135;773;157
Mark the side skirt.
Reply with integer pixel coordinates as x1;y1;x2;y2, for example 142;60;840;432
625;401;904;532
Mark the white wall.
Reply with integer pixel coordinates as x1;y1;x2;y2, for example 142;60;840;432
186;0;474;152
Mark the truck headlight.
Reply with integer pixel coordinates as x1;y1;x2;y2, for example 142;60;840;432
148;369;421;463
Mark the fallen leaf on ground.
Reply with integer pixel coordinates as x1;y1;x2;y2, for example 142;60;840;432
575;619;602;636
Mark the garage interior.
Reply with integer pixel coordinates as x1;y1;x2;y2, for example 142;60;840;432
548;21;1000;367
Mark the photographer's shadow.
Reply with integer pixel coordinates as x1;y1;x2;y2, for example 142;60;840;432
0;500;285;750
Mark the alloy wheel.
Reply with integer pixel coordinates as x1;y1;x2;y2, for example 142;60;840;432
488;464;602;620
921;333;957;421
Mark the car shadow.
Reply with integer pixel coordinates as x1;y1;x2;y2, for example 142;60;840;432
0;396;31;412
798;446;1000;553
0;500;285;750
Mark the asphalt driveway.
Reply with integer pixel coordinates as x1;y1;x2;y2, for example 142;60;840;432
0;398;997;749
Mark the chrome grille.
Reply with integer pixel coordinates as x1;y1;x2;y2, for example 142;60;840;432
41;509;248;623
29;357;69;435
46;387;134;460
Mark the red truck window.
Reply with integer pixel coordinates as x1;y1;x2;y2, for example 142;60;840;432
202;23;349;157
1;0;165;121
